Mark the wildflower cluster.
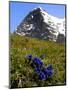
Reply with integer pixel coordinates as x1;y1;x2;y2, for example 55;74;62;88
26;54;53;80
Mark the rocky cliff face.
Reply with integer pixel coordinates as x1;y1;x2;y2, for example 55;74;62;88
16;7;65;43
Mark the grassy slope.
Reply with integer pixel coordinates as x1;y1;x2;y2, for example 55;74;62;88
10;33;66;88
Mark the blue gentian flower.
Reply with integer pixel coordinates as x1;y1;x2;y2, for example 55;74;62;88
47;64;53;70
39;71;46;80
47;69;53;77
35;67;41;74
46;64;53;77
26;54;54;80
43;69;48;77
35;67;46;80
47;70;53;77
33;57;43;67
43;67;53;78
42;64;53;78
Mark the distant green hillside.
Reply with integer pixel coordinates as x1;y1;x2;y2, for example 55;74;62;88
10;33;66;88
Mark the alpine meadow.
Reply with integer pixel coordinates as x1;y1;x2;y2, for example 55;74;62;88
10;2;66;88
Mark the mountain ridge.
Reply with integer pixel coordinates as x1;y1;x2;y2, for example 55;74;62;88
15;7;65;43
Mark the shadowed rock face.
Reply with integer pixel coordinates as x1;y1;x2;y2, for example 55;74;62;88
16;7;65;43
56;34;65;44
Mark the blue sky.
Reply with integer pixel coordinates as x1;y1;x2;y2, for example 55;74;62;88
10;2;65;32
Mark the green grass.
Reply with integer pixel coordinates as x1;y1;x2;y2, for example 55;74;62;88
10;33;66;88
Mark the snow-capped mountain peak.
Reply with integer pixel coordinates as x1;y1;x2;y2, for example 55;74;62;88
39;7;65;35
16;7;65;43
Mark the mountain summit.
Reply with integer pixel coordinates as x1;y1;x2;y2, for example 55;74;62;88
16;7;65;43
